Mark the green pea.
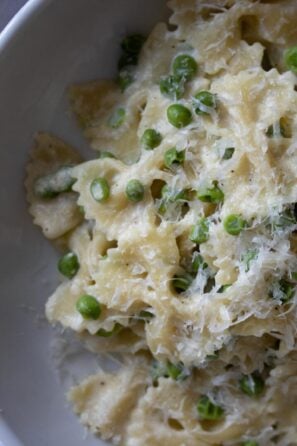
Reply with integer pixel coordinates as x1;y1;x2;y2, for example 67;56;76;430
141;129;162;150
193;91;216;115
270;279;295;303
34;166;76;199
97;323;122;337
197;395;224;421
58;252;80;279
172;54;198;81
126;179;144;202
217;284;232;293
172;272;193;293
121;34;145;55
197;182;224;204
164;147;185;169
90;178;110;202
239;373;264;397
192;253;208;273
284;46;297;73
108;107;126;128
242;441;259;446
160;74;185;100
223;214;247;236
118;68;134;92
167;104;192;128
98;151;116;159
204;276;216;293
189;218;210;244
76;295;101;320
222;147;235;160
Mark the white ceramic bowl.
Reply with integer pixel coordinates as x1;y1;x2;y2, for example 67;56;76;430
0;1;169;444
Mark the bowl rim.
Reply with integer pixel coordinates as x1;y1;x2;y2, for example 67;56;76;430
0;0;50;56
0;416;23;446
0;2;52;443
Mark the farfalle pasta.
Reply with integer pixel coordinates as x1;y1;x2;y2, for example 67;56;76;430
26;1;297;445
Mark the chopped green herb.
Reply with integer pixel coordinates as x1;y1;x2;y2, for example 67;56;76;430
222;147;235;160
118;68;134;92
241;249;258;272
284;46;297;73
266;118;288;138
158;185;189;215
217;284;232;293
139;310;154;321
97;323;122;337
206;352;219;360
108;107;126;128
271;208;296;231
164;147;185;169
98;151;117;159
160;74;185;100
242;441;259;446
121;34;145;55
118;52;138;70
151;360;188;383
189;218;210;244
204;276;216;293
192;253;208;273
78;205;85;215
172;272;193;293
239;373;265;397
197;182;224;204
270;279;295;303
167;361;187;381
197;395;224;421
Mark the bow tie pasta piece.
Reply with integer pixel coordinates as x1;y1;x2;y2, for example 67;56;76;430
70;80;147;164
85;224;180;312
168;0;244;75
134;23;186;89
26;0;297;444
71;157;165;240
68;356;150;443
124;371;260;446
81;327;147;355
25;133;83;239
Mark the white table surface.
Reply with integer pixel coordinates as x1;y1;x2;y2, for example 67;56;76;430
0;0;29;32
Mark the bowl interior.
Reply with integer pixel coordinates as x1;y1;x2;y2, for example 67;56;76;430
0;0;169;444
